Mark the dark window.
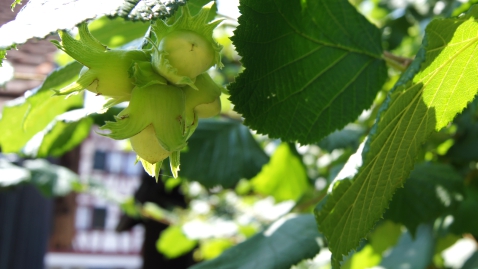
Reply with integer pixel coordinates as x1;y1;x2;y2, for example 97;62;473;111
93;151;107;170
91;207;107;229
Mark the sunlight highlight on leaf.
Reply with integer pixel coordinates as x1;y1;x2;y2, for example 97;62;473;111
251;143;309;202
0;62;84;154
315;6;478;268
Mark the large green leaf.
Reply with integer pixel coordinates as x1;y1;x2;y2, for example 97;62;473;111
190;214;321;269
24;110;94;158
229;0;387;144
315;7;478;268
0;0;183;49
0;62;84;154
384;163;464;234
180;118;269;188
251;143;309;202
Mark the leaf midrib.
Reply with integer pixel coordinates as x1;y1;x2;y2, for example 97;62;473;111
274;0;382;59
249;52;374;122
320;18;478;260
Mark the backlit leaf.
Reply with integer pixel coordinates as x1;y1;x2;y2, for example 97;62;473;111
251;143;309;202
315;7;478;267
156;225;197;259
28;110;94;157
0;62;84;154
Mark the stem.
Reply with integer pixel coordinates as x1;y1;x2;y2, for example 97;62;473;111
383;51;413;72
293;192;326;212
140;209;173;225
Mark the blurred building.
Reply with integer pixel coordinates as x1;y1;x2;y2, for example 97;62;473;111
45;130;144;269
0;1;145;268
0;0;56;105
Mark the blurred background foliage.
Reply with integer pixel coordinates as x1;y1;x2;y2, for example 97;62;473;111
2;0;478;268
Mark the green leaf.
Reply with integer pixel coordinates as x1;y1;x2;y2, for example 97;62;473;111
119;197;141;218
87;17;150;48
229;0;387;144
180;118;269;188
452;0;478;16
156;226;197;259
23;159;79;197
0;62;84;154
142;202;167;221
342;245;381;269
379;224;435;269
445;97;478;162
342;221;402;269
318;124;365;152
38;117;92;157
449;188;478;236
200;238;234;260
190;214;321;269
25;110;94;158
0;0;183;49
384;163;464;234
315;7;478;267
251;143;309;202
368;221;402;254
447;126;478;163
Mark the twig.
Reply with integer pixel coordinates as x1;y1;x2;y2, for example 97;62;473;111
383;51;413;72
